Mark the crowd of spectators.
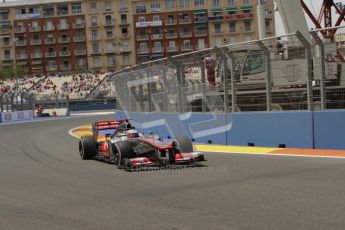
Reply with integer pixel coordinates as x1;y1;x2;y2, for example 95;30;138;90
0;72;113;100
0;76;44;94
32;72;111;100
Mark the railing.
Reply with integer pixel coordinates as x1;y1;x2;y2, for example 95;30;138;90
45;52;56;58
74;36;86;42
74;49;86;55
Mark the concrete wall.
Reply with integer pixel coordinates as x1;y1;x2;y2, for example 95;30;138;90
116;110;345;150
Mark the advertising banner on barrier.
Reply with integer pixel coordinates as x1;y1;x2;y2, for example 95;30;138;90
0;110;34;123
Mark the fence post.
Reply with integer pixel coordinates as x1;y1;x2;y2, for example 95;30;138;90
310;31;326;110
199;58;207;112
0;93;3;112
296;31;314;111
214;47;229;113
257;41;272;111
223;48;237;113
145;68;153;112
169;58;184;113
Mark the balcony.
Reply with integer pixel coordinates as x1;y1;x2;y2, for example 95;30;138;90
119;20;129;26
179;18;192;24
180;31;192;38
60;64;71;70
91;50;101;55
165;19;177;26
74;36;86;42
137;48;149;54
45;52;57;58
166;46;178;52
57;24;69;30
73;22;85;29
194;30;207;37
119;47;131;53
2;41;11;47
90;36;100;41
30;39;42;46
106;62;116;67
16;53;28;60
46;65;57;71
224;13;253;20
196;45;208;50
181;44;193;51
2;55;12;61
165;32;178;39
136;8;147;14
119;6;128;12
136;34;149;41
120;33;131;39
74;49;86;56
208;16;224;22
44;25;55;31
105;49;116;54
104;20;115;27
194;17;207;23
59;50;71;57
151;33;163;40
213;29;224;35
152;47;164;53
14;27;26;33
242;26;252;32
44;38;56;44
29;26;41;32
31;53;42;59
15;40;27;46
91;64;102;69
90;22;99;27
58;37;70;43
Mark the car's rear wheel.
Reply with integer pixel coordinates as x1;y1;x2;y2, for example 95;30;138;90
79;136;97;160
173;136;193;153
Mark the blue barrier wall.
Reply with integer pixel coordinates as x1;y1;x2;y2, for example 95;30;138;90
314;110;345;150
69;102;116;112
116;110;345;150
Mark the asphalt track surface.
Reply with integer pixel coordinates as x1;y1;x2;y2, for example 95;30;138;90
1;115;345;230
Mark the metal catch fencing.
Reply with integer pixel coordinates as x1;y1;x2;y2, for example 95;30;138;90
96;26;345;113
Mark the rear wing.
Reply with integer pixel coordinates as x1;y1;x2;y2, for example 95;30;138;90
92;119;130;140
93;120;122;130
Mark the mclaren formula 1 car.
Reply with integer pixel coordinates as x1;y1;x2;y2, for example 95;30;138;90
78;120;205;170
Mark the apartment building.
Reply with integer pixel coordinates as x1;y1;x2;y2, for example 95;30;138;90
0;0;274;74
83;0;135;71
132;0;274;63
0;0;135;75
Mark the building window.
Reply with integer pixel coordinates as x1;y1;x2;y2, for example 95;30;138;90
57;3;68;15
229;22;236;32
42;5;54;17
136;3;147;13
166;0;176;9
244;21;251;31
123;55;129;65
92;43;99;53
90;2;97;12
244;35;252;41
93;56;100;67
106;28;113;38
107;56;116;65
212;0;220;7
91;16;98;26
153;15;160;21
106;41;114;52
105;1;112;12
194;0;205;6
230;37;237;44
139;17;145;22
228;0;235;6
91;30;98;40
151;1;161;12
243;0;251;5
122;27;128;35
214;23;221;33
180;0;190;7
71;3;82;14
120;0;128;11
139;43;147;51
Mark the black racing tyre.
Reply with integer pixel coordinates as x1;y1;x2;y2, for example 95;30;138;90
173;136;193;153
79;136;97;160
113;141;135;167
